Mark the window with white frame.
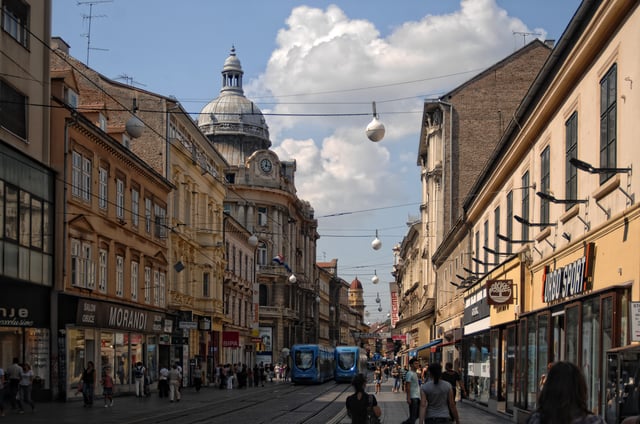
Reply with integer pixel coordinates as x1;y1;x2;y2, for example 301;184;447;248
99;167;108;210
116;178;125;219
159;272;166;306
144;266;151;303
0;79;27;138
153;270;159;305
71;239;94;289
83;242;95;290
257;207;267;227
131;261;139;300
71;239;80;287
1;0;29;47
257;242;267;267
145;198;152;233
98;249;107;293
115;255;124;297
72;151;92;201
82;155;92;202
154;203;167;238
131;188;139;227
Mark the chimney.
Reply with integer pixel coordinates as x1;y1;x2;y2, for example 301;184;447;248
51;37;70;54
544;39;555;48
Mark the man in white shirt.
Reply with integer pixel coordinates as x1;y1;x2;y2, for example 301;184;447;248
402;358;421;424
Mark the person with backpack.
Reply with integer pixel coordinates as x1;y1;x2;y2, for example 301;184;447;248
133;362;146;397
346;373;382;424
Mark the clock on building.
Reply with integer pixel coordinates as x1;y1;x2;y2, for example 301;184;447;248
260;158;273;173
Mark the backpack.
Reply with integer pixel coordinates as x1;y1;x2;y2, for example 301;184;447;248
367;394;381;424
134;366;144;378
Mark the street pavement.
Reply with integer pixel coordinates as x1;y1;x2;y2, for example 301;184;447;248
333;378;514;424
0;378;513;424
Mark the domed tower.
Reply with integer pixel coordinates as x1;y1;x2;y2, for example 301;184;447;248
349;277;365;318
197;46;271;166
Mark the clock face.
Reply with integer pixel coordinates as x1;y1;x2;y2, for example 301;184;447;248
260;158;273;173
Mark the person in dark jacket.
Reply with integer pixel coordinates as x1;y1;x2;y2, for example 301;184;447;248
346;373;381;424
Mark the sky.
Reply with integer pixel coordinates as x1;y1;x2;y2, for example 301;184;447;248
52;0;582;324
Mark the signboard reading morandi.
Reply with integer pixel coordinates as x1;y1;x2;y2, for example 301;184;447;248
76;299;167;333
486;279;514;305
542;242;595;303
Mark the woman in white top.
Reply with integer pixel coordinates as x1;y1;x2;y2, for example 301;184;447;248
18;363;35;413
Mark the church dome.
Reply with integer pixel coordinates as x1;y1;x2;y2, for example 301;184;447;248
198;47;270;144
350;277;363;290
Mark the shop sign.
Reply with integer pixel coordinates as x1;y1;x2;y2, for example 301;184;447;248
0;282;49;327
76;299;167;332
632;302;640;342
542;242;595;303
222;331;240;347
486;279;514;305
178;321;197;329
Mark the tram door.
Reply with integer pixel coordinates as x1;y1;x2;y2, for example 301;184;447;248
605;346;640;423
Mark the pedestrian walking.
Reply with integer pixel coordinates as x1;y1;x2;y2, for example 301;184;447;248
527;361;605;424
6;358;22;412
80;361;96;407
168;364;181;402
392;364;401;393
441;362;466;401
101;367;114;408
374;366;382;394
346;373;381;424
194;363;203;392
400;364;408;392
133;361;146;397
158;365;169;398
420;362;460;424
253;364;260;387
401;358;421;424
17;362;35;413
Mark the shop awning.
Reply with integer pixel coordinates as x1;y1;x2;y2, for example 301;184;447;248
412;338;443;353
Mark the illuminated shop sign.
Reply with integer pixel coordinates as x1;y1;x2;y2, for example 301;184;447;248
542;242;595;303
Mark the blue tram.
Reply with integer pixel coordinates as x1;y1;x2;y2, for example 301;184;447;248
334;346;369;383
290;344;335;384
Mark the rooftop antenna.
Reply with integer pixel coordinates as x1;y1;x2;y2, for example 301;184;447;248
114;74;147;87
78;0;112;65
513;31;542;48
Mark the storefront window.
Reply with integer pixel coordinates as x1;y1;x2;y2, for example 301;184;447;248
516;318;527;408
505;326;516;413
620;291;629;347
26;328;50;390
147;336;157;382
130;333;144;376
565;305;579;364
490;329;499;399
115;332;129;385
527;317;537;409
100;332;115;377
582;298;600;412
601;296;613;414
67;328;97;395
465;332;490;405
537;314;549;403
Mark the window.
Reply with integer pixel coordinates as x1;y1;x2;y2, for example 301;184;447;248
600;64;617;184
98;249;107;293
483;220;489;273
1;0;29;47
116;178;125;219
122;133;130;149
521;171;530;241
64;87;78;109
565;113;578;211
144;266;151;303
18;190;29;247
115;255;124;297
98;113;107;131
0;79;27;138
71;238;94;289
159;272;166;307
493;206;500;264
84;242;95;290
153;270;159;305
145;198;152;233
540;146;550;226
474;230;480;275
131;188;139;227
203;272;210;297
506;191;513;254
82;155;92;202
257;207;267;227
257;242;267;267
99;167;108;210
131;261;139;301
154;204;166;238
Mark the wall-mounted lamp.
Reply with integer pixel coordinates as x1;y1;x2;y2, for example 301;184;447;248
497;233;533;244
483;246;513;256
248;234;259;247
561;232;571;242
514;215;557;228
570;157;632;175
536;191;588;205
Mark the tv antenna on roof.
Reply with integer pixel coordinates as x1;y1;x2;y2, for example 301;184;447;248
513;31;542;48
114;74;147;87
78;0;112;66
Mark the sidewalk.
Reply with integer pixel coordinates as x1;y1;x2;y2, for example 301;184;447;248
335;378;513;424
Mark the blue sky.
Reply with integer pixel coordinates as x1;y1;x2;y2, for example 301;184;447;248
53;0;582;324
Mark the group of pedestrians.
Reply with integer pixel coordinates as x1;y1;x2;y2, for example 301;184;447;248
346;359;634;424
0;357;36;416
